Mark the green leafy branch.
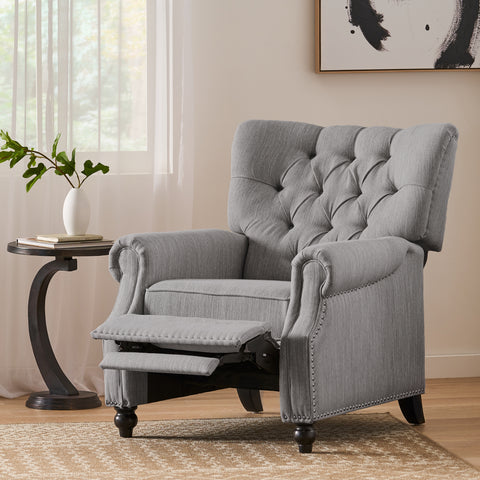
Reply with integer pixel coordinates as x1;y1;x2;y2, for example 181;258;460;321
0;131;109;192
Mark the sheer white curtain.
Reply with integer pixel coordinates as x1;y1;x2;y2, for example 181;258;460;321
0;0;194;398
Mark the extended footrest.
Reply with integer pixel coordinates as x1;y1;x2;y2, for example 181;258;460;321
92;314;278;377
91;314;268;353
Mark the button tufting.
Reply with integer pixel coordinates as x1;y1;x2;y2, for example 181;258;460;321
276;185;284;192
288;222;294;230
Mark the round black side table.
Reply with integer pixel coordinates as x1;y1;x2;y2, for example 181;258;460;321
7;241;112;410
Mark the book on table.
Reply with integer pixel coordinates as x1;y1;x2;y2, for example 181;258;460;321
17;235;114;249
36;233;104;243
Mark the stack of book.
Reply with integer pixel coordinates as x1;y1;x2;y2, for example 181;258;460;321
17;234;114;249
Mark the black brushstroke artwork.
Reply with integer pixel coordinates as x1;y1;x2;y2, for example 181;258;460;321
347;0;390;50
435;0;480;68
346;0;480;68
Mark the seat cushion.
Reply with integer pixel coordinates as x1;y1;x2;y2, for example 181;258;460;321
144;279;290;340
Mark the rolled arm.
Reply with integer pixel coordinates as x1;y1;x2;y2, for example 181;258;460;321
283;236;418;338
280;237;425;423
109;229;248;315
297;236;413;297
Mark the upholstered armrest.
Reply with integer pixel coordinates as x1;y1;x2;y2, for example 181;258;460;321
109;229;248;315
295;237;415;297
282;237;417;337
280;237;425;423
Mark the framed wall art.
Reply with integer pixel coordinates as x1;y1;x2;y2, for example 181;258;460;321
315;0;480;72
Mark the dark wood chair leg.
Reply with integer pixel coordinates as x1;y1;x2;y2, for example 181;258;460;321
398;395;425;425
114;406;138;437
236;388;263;413
294;423;316;453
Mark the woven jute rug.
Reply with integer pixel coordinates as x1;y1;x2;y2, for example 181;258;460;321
0;414;478;480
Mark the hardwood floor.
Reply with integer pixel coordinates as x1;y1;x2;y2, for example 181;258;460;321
1;378;479;469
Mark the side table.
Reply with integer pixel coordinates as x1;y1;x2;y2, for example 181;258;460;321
7;241;112;410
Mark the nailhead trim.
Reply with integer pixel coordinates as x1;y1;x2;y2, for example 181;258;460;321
96;330;244;342
290;415;315;422
312;388;425;420
310;300;327;416
323;265;399;300
310;265;408;418
285;388;425;423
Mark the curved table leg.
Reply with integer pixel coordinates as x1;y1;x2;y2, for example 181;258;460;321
26;257;101;410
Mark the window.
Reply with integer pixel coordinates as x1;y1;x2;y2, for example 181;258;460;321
0;0;158;174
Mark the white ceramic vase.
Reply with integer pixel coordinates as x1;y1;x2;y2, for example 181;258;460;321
63;188;90;235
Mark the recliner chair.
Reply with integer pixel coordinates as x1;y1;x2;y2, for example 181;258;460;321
92;120;457;453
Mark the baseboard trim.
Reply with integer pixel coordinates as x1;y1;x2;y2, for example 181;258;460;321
425;354;480;379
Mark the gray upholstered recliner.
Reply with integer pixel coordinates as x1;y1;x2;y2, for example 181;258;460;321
92;120;457;453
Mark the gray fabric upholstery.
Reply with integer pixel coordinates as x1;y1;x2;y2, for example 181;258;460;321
280;237;425;422
102;229;247;407
92;314;268;353
108;229;248;315
102;339;148;408
144;279;290;340
229;121;457;280
95;120;457;421
101;352;220;376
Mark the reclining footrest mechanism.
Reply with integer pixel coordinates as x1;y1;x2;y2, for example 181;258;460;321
91;314;279;376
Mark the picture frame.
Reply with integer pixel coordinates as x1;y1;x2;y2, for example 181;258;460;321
315;0;480;73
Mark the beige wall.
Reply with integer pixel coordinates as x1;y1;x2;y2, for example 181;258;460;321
188;0;480;377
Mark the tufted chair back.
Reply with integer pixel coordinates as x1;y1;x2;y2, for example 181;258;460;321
228;120;457;281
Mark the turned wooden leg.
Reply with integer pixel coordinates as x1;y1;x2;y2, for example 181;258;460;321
237;388;263;413
398;395;425;425
114;406;138;437
294;423;316;453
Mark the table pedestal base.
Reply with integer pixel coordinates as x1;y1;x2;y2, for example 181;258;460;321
26;391;101;410
7;241;112;411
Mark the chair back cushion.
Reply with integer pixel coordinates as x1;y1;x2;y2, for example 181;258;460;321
228;120;457;280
